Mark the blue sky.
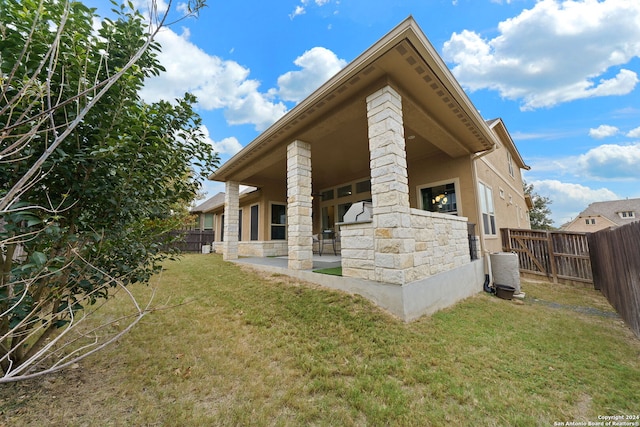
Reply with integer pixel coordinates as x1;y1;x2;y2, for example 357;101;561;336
92;0;640;226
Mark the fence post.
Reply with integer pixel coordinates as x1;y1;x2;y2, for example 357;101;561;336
545;230;558;283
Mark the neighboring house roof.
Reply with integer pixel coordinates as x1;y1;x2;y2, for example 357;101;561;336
564;198;640;229
191;192;225;213
581;198;640;224
191;187;259;213
209;16;501;188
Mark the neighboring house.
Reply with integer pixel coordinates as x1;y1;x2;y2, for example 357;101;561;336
199;17;531;320
562;198;640;232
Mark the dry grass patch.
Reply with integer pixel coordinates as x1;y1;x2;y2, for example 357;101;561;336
2;254;639;426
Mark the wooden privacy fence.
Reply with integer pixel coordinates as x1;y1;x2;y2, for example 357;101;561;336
164;230;215;252
588;222;640;338
500;228;592;284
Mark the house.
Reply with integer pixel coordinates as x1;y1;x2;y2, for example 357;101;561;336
561;198;640;232
198;17;531;320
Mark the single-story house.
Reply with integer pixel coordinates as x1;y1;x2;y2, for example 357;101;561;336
194;17;531;320
561;198;640;232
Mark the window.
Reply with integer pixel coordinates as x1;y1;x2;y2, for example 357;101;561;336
320;189;334;201
421;182;457;214
585;218;596;225
250;205;259;241
238;209;243;241
337;185;352;198
619;211;635;219
220;214;224;241
322;205;334;230
203;213;214;230
479;182;496;235
356;180;371;194
507;151;514;177
271;204;286;240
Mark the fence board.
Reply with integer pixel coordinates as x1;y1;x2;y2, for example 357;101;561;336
164;230;215;252
501;229;592;284
588;222;640;338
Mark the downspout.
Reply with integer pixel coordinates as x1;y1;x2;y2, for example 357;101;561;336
471;144;497;293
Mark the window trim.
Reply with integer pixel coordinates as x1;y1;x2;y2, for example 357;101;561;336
416;178;462;216
269;202;287;240
250;204;259;241
507;151;515;178
478;181;497;236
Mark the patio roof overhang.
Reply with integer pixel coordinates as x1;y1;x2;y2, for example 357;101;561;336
210;16;498;191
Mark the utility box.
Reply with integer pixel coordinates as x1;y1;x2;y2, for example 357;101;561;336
490;252;521;293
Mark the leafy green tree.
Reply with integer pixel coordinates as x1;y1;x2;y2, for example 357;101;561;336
524;182;555;230
0;0;216;382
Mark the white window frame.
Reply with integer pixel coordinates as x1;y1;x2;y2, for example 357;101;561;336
416;178;462;216
507;151;514;178
478;181;496;236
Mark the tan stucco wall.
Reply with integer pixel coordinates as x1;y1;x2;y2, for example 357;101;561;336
407;152;477;223
475;143;530;253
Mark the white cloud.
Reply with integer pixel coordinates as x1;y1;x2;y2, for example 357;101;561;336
589;124;619;139
277;47;347;102
141;28;345;131
290;0;333;19
530;179;618;225
289;5;305;19
577;143;640;180
443;0;640;110
140;28;287;131
224;91;288;131
627;126;640;138
199;125;243;157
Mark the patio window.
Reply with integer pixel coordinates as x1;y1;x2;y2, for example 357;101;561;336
356;180;371;194
479;182;496;235
250;205;259;240
322;206;335;230
337;184;352;198
421;182;457;215
203;213;214;230
271;204;286;240
320;189;334;201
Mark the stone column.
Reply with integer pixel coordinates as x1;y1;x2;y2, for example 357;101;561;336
223;181;239;260
287;140;313;270
366;85;415;285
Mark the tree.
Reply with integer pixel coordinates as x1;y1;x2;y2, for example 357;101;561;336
0;0;217;382
524;182;555;230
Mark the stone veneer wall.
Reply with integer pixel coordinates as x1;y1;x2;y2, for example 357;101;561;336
286;140;313;270
340;209;470;284
212;241;288;257
239;241;288;257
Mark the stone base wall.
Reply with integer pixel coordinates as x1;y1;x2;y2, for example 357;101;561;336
407;209;470;282
340;221;375;281
340;210;470;285
212;241;288;257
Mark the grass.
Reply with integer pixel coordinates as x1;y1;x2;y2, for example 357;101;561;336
2;254;639;426
313;266;343;276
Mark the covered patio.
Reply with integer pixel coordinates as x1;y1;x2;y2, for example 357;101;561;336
208;17;499;319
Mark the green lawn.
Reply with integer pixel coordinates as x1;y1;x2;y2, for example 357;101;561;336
2;253;639;426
